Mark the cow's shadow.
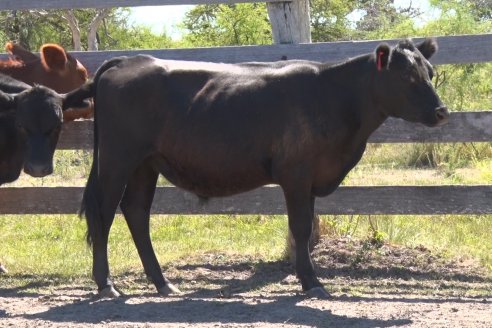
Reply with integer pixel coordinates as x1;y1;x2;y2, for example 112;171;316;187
21;293;413;327
5;257;490;327
167;255;491;299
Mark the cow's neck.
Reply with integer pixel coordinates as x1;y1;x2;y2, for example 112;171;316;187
319;54;388;142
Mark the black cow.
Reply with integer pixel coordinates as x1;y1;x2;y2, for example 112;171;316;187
64;38;449;299
0;79;60;182
0;73;84;184
0;74;89;275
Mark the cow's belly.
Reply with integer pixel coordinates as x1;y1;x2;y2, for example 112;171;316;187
152;155;272;198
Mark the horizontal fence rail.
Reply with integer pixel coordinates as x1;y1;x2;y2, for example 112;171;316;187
57;34;492;74
1;185;491;215
57;111;492;150
1;34;490;74
0;0;288;11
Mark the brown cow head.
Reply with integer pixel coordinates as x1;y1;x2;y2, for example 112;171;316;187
39;43;89;93
4;42;93;121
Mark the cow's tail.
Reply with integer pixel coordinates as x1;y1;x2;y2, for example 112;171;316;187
79;57;127;246
80;156;101;246
62;82;95;112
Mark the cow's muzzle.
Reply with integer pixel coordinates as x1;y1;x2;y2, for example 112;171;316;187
24;162;53;177
434;106;449;126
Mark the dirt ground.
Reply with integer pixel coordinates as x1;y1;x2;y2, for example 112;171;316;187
1;237;491;327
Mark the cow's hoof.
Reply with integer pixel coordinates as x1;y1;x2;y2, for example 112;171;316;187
0;264;8;274
158;283;182;296
99;286;121;298
306;287;331;299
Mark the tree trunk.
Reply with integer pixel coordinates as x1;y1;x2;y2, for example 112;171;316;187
63;10;81;51
266;0;311;44
88;8;110;51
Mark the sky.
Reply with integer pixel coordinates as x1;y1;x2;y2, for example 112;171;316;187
128;5;193;39
128;1;434;40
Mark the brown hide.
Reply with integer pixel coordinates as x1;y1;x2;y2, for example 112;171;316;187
1;42;92;121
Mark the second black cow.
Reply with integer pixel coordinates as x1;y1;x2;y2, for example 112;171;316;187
65;38;449;299
0;73;85;185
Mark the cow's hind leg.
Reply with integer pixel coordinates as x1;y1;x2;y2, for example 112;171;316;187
84;164;128;298
120;160;181;296
283;188;330;299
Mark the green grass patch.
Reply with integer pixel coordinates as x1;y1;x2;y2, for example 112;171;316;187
0;214;288;278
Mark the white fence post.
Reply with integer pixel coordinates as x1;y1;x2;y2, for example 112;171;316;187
266;0;311;44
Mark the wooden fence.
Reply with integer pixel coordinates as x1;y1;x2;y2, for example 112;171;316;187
1;0;491;215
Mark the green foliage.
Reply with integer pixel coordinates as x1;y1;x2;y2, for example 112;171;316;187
310;0;358;41
0;10;74;51
96;9;175;50
181;3;272;47
0;8;176;52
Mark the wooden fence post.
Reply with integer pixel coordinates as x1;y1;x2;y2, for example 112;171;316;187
267;0;317;260
266;0;311;44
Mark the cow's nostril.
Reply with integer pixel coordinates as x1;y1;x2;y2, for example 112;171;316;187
436;106;449;121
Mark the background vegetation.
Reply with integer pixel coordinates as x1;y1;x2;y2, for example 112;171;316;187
1;0;491;277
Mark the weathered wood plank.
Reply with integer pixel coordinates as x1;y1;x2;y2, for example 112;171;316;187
1;34;490;74
57;111;492;150
371;111;492;143
64;34;492;73
0;185;491;215
0;0;288;10
267;0;311;44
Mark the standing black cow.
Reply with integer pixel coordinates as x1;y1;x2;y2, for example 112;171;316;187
64;38;449;299
0;74;84;273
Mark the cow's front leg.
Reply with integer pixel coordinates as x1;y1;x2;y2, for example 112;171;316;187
283;189;330;299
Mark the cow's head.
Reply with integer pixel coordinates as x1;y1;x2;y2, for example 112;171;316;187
0;110;24;185
0;86;87;178
40;43;89;93
6;42;89;94
4;42;92;122
373;38;449;127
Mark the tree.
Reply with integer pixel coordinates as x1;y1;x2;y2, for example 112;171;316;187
0;8;175;52
181;3;272;47
0;10;73;51
310;0;358;41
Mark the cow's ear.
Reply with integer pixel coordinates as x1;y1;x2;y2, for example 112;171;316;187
417;38;438;60
40;44;68;72
6;42;38;62
375;43;391;72
0;91;15;111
